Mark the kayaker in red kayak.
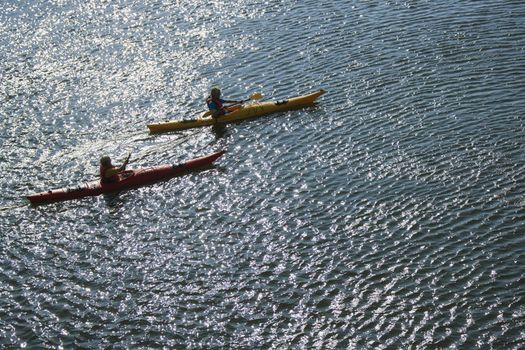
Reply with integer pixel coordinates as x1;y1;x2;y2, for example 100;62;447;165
100;154;130;184
206;87;242;120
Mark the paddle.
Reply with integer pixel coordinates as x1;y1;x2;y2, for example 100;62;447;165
119;152;131;171
201;92;263;118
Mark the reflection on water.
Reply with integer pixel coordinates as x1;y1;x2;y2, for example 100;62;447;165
212;123;228;139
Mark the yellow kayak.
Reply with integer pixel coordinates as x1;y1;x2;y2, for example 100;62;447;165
147;89;326;133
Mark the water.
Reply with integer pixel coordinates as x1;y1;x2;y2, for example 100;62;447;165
1;0;525;348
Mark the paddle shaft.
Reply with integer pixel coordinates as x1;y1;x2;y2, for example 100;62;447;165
120;153;131;171
203;92;263;118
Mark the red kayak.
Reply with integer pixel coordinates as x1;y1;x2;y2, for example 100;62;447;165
27;150;225;205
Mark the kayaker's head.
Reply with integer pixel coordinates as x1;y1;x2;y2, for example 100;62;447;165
211;87;221;99
100;156;112;167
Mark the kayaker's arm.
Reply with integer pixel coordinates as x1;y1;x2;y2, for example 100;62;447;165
104;167;120;179
103;160;128;181
210;108;226;119
214;100;243;117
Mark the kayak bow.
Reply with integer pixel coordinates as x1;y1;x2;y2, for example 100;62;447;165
148;89;326;133
27;150;225;205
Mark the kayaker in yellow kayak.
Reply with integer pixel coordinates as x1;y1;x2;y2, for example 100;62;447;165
99;154;130;184
206;87;242;120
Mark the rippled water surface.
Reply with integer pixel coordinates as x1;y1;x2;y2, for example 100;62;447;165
1;0;525;348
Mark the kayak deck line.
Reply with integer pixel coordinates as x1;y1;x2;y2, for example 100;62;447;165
27;150;225;205
147;89;326;134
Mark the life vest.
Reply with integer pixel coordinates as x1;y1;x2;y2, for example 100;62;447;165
100;164;119;184
206;96;223;110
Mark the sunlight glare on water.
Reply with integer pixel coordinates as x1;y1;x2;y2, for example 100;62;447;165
1;0;525;348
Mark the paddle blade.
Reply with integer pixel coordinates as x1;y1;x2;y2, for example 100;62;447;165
250;92;263;100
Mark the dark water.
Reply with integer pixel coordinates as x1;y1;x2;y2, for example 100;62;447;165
2;0;525;348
